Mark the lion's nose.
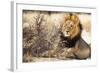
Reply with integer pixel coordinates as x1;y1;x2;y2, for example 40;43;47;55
66;28;70;32
66;31;69;33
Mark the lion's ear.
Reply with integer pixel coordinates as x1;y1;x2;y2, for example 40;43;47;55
71;14;79;25
64;14;70;21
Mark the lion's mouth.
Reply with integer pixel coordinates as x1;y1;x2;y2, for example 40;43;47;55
64;31;70;37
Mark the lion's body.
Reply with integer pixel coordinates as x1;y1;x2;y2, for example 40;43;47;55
60;14;91;59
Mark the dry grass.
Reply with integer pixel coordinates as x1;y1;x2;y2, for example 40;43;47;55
22;10;91;62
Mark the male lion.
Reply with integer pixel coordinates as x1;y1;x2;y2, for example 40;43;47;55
60;14;91;59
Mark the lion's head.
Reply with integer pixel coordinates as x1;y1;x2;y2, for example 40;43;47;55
60;14;82;47
61;14;82;39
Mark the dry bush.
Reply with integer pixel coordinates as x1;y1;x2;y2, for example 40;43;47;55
22;11;91;62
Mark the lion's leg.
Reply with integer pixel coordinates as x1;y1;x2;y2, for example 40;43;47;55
74;38;91;59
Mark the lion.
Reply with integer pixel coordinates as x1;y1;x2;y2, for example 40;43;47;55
60;14;91;59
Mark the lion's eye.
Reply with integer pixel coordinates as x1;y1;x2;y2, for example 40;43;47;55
70;25;73;28
70;22;74;27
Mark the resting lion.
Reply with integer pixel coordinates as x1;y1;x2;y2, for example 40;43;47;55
59;14;91;59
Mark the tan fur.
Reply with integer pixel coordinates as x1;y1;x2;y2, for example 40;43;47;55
61;14;81;39
61;14;90;59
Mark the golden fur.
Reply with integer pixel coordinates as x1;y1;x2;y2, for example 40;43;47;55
60;14;91;59
61;14;81;39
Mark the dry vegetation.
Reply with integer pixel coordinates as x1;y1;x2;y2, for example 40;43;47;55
22;10;91;62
